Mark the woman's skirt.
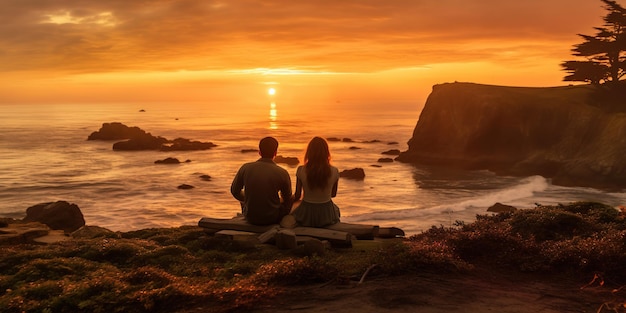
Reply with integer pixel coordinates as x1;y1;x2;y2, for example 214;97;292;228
292;200;340;227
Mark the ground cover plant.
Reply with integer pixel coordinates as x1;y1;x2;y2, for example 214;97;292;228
0;201;624;312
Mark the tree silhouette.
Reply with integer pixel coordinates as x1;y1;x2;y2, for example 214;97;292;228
562;0;626;85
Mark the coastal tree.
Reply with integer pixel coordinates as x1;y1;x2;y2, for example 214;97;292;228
561;0;626;85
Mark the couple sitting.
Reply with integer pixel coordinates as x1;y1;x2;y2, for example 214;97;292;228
230;136;341;227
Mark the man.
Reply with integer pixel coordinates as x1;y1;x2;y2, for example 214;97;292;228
231;137;293;225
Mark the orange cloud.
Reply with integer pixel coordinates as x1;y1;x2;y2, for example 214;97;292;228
0;0;613;105
0;0;605;74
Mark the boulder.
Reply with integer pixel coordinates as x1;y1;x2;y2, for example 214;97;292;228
340;168;365;180
199;174;212;181
275;155;299;166
155;157;182;164
178;184;195;190
23;201;85;233
487;202;517;213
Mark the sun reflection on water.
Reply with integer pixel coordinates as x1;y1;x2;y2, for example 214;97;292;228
269;102;277;129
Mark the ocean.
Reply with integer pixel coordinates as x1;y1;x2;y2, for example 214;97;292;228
2;101;625;236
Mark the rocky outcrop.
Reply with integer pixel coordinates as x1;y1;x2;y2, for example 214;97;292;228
0;221;54;245
89;122;216;151
23;201;85;233
397;82;626;190
87;122;147;140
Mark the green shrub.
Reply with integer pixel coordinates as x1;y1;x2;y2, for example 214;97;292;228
540;230;626;279
561;202;621;224
124;266;174;287
405;236;472;272
509;209;593;241
23;280;63;300
251;256;338;285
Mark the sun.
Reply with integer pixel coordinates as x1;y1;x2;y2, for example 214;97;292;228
268;87;276;96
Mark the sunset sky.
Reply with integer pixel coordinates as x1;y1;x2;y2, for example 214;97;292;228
0;0;609;107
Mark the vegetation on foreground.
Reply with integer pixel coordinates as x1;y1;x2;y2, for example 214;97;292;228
1;201;626;312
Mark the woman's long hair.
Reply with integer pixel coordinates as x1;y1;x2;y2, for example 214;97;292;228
304;137;331;190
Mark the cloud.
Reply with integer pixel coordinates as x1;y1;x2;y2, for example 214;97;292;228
0;0;606;74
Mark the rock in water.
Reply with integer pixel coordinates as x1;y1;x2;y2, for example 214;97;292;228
87;122;147;140
89;122;216;151
340;168;365;180
160;138;217;151
155;157;182;164
381;149;401;155
274;155;299;166
23;201;85;233
112;133;168;151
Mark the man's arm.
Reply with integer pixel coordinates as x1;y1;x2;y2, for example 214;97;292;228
280;174;293;212
293;178;302;201
230;168;245;202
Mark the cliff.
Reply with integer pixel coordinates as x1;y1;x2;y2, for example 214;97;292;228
396;82;626;190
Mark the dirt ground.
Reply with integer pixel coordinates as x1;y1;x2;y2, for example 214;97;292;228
252;268;624;313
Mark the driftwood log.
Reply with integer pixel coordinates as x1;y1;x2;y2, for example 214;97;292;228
198;216;404;247
199;217;353;246
198;217;383;238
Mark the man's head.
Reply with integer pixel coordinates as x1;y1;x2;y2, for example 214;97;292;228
259;137;279;158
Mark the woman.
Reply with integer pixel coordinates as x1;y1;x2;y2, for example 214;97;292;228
291;137;341;227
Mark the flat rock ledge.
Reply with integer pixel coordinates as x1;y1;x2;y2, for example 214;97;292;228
0;219;118;245
0;221;68;245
